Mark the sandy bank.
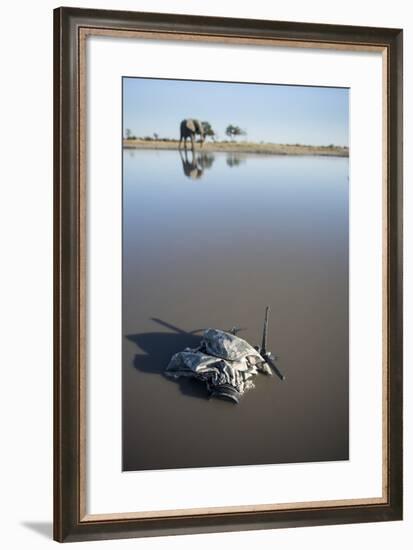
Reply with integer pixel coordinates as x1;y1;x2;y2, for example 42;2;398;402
123;139;349;157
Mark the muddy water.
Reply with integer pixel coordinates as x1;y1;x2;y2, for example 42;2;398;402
122;149;349;471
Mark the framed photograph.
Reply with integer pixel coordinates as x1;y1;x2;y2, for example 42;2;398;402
53;6;403;542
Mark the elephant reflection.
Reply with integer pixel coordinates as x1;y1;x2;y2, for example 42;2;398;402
179;149;215;180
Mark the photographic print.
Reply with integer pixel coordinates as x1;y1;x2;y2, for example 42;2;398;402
122;77;350;471
54;9;403;541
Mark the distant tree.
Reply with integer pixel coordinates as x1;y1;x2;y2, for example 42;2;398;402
225;124;246;140
153;132;159;140
201;121;216;141
125;128;137;140
225;125;235;139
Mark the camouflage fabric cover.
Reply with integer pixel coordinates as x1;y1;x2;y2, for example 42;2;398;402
202;329;262;361
165;329;269;403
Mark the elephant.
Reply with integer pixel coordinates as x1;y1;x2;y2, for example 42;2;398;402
179;119;205;151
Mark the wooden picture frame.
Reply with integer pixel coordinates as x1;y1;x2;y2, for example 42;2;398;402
54;6;403;542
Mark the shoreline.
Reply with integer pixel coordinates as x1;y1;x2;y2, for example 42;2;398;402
123;139;349;157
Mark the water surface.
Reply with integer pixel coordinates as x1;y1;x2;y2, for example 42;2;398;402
122;149;349;471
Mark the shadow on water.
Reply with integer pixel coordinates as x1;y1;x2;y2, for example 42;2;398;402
126;318;210;400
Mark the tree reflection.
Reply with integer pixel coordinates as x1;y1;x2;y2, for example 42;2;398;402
226;153;247;167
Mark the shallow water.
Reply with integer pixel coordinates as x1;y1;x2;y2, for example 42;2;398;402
122;148;349;471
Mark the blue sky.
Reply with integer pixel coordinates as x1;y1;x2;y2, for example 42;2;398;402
123;77;349;146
